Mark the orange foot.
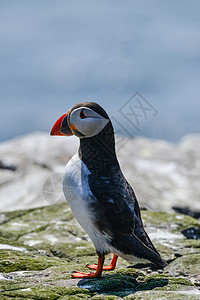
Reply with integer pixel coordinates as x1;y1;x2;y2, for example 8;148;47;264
86;254;118;271
71;256;105;279
71;271;101;279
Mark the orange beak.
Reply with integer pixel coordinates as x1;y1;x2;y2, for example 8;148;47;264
50;111;74;136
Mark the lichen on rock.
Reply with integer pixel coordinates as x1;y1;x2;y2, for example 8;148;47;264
0;203;200;299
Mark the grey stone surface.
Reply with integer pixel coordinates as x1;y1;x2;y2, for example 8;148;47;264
0;203;200;299
0;133;200;298
0;132;200;213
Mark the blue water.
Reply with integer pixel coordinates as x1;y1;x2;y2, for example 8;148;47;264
0;0;200;142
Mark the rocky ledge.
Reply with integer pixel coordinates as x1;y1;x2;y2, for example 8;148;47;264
0;133;200;298
0;202;200;299
0;132;200;214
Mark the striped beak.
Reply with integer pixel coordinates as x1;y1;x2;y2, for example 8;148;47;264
50;111;73;136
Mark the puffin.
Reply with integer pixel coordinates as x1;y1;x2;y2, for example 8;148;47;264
50;102;167;279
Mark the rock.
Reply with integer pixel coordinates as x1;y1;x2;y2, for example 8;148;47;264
0;132;200;297
0;133;78;211
117;134;200;214
0;132;200;213
165;254;200;278
0;203;200;299
124;289;200;300
172;207;200;220
181;227;200;240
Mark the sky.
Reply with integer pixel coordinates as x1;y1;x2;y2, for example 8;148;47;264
0;0;200;142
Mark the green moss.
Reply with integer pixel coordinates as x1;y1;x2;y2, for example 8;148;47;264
145;274;193;286
52;286;91;296
0;209;33;225
141;211;200;232
155;283;193;292
92;295;121;299
0;236;36;253
135;274;194;293
50;242;96;259
115;268;145;278
60;295;91;299
0;265;196;299
184;239;200;248
0;228;19;240
168;277;193;286
0;249;68;272
77;272;194;297
151;242;176;261
1;298;34;300
0;222;49;241
2;288;60;300
124;290;200;300
165;253;200;276
0;282;23;292
0;204;199;299
0;203;73;241
1;284;92;299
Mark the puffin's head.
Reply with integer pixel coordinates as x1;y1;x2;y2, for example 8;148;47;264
50;102;110;138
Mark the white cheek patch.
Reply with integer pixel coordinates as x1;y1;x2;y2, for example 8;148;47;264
76;117;109;137
70;108;109;138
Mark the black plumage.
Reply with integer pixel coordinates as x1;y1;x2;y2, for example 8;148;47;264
77;115;166;267
51;101;167;278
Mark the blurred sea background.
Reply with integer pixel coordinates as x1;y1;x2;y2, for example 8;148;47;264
0;0;200;143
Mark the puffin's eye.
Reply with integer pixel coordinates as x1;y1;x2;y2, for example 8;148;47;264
80;109;87;119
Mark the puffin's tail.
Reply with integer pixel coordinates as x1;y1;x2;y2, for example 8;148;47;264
111;233;167;268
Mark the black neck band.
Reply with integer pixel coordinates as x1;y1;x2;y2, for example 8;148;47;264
78;122;118;176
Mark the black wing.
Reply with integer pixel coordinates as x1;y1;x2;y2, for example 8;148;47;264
88;168;166;267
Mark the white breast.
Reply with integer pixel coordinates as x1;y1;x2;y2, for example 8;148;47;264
62;153;111;254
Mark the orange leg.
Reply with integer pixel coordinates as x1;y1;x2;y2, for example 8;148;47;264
71;256;105;279
86;254;118;271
